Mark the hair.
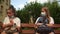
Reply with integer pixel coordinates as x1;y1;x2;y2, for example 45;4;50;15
41;7;50;23
7;5;17;17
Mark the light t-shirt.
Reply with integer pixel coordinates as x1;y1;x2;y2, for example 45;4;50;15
35;17;54;24
3;16;21;27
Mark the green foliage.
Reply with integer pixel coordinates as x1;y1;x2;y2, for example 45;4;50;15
16;1;60;24
17;9;30;23
17;2;42;23
43;1;60;24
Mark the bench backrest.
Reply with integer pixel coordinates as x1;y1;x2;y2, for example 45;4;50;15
21;23;60;34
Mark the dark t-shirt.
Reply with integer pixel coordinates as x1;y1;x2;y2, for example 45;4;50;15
37;17;49;24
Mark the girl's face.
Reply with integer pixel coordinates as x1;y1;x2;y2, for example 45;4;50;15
7;9;14;17
41;8;46;15
41;8;47;17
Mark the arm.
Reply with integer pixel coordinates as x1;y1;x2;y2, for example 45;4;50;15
16;18;21;32
16;26;21;32
49;17;54;24
35;17;43;28
46;17;54;26
2;23;13;28
2;18;13;28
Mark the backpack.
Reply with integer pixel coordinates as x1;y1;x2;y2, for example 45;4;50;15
36;17;54;34
36;24;54;34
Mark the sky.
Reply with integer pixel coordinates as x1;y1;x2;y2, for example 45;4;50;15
11;0;48;10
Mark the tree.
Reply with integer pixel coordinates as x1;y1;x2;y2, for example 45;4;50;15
43;0;60;24
16;0;60;24
17;2;42;23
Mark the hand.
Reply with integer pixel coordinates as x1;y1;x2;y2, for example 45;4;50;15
7;23;13;27
46;24;53;26
17;27;21;32
36;23;43;26
9;23;13;26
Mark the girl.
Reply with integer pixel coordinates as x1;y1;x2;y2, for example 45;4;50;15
35;7;54;34
1;5;21;34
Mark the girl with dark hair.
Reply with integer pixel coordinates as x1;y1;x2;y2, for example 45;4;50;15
35;7;54;34
1;5;21;34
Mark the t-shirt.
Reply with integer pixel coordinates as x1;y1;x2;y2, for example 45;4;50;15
35;17;54;24
37;17;49;24
3;16;21;27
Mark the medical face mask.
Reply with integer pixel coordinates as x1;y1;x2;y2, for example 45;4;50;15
41;12;46;17
8;16;15;19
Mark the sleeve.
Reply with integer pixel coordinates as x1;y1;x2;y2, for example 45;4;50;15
35;17;40;24
16;18;21;27
49;17;54;24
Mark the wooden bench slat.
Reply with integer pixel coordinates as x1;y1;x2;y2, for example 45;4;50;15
22;24;60;28
22;30;35;34
50;24;60;28
22;30;60;34
21;23;35;27
54;30;60;34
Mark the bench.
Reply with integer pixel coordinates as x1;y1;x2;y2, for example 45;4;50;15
0;23;60;34
21;23;60;34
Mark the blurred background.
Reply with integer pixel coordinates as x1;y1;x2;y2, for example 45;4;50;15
0;0;60;24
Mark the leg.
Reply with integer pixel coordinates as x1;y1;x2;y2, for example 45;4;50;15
1;31;6;34
13;32;19;34
49;32;54;34
35;32;39;34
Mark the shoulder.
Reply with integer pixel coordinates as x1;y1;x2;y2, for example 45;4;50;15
36;17;41;21
4;16;9;20
49;17;54;20
37;17;41;19
5;16;8;18
14;17;21;21
3;16;9;23
49;17;54;24
37;17;42;20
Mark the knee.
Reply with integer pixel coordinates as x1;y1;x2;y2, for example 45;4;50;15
1;31;6;34
13;32;19;34
35;32;39;34
49;32;54;34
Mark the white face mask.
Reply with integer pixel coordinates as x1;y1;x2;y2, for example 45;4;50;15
41;12;46;15
11;16;14;18
41;12;46;17
9;16;14;19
